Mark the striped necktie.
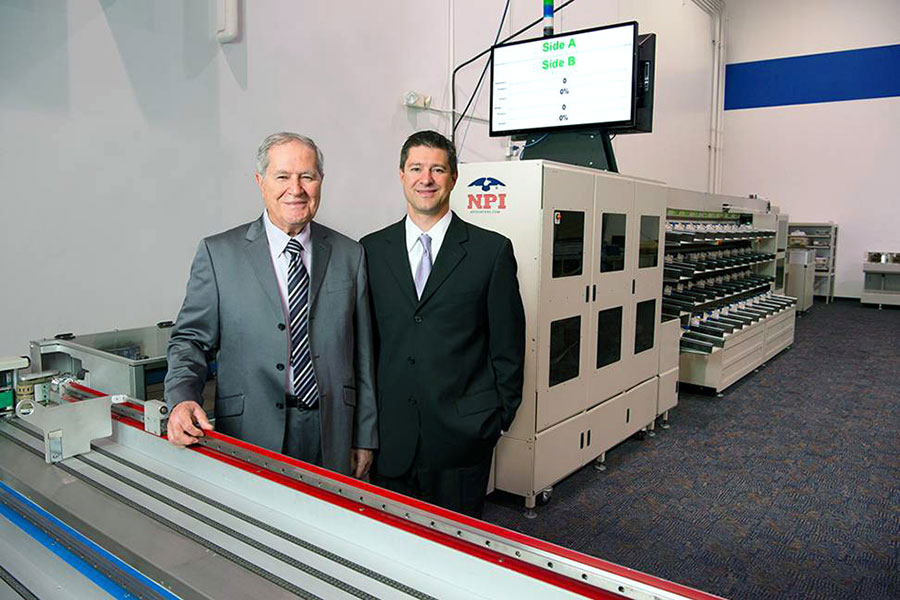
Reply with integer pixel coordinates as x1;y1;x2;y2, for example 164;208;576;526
285;238;318;409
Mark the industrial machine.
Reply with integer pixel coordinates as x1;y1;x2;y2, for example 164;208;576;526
0;377;721;600
29;323;215;412
29;323;176;401
662;193;797;393
0;356;30;413
451;160;667;511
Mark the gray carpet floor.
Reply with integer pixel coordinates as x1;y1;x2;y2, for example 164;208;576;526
483;299;899;599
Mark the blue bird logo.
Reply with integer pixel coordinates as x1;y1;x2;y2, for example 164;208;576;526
468;177;506;192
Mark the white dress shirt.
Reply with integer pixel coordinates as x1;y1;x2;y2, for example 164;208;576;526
263;210;312;315
405;210;453;277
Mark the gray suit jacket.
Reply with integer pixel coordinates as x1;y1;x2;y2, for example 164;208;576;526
165;218;378;475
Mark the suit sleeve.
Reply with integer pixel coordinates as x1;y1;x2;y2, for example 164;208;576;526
487;238;526;431
352;247;379;449
164;241;219;410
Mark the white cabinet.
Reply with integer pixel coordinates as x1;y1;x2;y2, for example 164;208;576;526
452;160;665;508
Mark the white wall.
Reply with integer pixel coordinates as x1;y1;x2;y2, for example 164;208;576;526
721;0;900;298
0;1;715;357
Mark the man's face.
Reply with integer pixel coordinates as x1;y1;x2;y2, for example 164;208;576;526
255;140;322;236
400;145;457;219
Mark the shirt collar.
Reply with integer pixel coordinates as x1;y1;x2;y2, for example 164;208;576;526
263;210;311;257
405;210;453;252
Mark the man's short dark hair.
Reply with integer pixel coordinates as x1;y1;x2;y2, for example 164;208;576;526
399;130;458;177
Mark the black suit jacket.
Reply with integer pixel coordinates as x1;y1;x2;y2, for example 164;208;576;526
361;212;525;477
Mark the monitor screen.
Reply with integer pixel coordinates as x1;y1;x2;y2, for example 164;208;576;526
490;21;638;137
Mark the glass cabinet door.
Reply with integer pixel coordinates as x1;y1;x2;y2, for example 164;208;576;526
600;212;628;273
634;299;656;355
549;315;582;388
589;175;635;404
536;167;595;431
638;215;660;269
552;211;586;279
628;182;665;387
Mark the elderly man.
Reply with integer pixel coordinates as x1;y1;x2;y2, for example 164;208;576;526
164;132;376;478
361;130;525;516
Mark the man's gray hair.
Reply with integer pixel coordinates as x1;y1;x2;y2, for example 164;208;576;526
255;132;324;177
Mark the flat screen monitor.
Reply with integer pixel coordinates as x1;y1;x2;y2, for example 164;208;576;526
490;21;638;137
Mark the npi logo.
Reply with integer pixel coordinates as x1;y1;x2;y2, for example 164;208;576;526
467;177;508;212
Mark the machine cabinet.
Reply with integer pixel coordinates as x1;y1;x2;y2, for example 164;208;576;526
585;377;658;458
451;160;665;508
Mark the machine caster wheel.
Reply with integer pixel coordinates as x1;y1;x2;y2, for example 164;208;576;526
635;430;647;441
536;489;552;507
661;421;671;430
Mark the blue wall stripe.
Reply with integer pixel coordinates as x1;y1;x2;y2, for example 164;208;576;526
724;44;900;110
0;482;179;600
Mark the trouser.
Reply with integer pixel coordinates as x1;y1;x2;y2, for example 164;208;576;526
374;452;493;519
282;405;322;466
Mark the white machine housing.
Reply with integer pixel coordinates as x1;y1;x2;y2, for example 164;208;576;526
451;160;666;507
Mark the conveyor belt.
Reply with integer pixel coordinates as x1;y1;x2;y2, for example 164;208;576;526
0;421;438;599
0;405;721;600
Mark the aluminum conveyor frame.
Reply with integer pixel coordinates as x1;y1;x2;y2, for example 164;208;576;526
0;385;720;600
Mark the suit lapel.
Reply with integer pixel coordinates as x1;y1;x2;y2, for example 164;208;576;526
244;217;284;317
382;220;419;305
309;222;331;308
418;213;467;307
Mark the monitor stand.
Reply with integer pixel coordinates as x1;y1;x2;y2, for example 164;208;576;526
518;129;618;173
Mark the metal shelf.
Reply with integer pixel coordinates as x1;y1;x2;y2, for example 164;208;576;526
789;221;838;303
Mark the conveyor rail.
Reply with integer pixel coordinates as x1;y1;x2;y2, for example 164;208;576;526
0;383;721;600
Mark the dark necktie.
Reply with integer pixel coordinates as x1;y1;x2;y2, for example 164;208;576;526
285;239;318;409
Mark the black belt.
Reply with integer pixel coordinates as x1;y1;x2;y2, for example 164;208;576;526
285;394;318;410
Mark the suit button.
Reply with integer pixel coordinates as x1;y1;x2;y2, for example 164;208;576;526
414;316;423;323
276;402;284;409
407;356;416;365
277;323;286;331
276;363;284;371
408;397;417;406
